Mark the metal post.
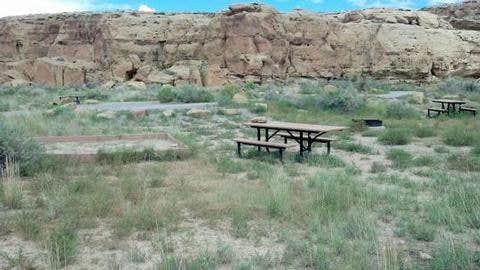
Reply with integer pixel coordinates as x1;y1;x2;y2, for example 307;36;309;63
299;131;304;157
237;142;241;157
257;128;261;151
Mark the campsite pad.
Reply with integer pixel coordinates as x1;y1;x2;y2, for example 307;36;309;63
35;133;187;161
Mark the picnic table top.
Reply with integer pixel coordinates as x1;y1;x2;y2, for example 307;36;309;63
245;121;348;133
432;99;466;104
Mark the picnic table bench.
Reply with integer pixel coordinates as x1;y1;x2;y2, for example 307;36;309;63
58;95;84;105
234;138;288;162
459;106;477;117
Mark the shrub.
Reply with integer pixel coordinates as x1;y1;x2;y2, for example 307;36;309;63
299;81;321;94
437;77;480;93
0;123;44;176
175;85;214;103
1;181;23;209
335;142;373;154
414;124;436;138
0;100;10;112
385;101;420;119
387;149;412;169
319;85;364;112
378;128;412;145
231;209;249;238
13;211;41;240
157;85;176;103
442;124;479;146
47;223;77;267
407;220;436;242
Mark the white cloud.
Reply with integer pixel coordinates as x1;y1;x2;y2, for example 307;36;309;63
347;0;416;9
0;0;91;18
138;4;155;13
348;0;462;9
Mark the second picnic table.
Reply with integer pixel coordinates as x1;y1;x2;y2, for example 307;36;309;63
431;99;466;112
245;121;347;157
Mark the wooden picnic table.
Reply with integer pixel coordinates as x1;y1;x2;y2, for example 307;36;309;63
245;121;347;157
432;99;466;112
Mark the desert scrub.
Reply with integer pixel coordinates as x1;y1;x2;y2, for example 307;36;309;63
378;128;412;145
175;85;214;103
157;85;176;103
437;77;480;93
441;122;480;146
446;154;480;172
319;83;365;112
0;122;44;176
385;101;420;119
335;141;373;154
387;149;413;169
414;123;437;138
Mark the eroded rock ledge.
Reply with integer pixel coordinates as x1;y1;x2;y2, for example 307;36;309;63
1;2;480;87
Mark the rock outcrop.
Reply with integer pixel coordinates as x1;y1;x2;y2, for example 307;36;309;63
1;2;480;87
423;0;480;30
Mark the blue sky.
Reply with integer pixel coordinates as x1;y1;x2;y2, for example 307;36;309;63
88;0;461;12
0;0;461;18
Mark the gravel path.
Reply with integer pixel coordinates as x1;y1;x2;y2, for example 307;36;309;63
75;102;216;112
375;91;416;99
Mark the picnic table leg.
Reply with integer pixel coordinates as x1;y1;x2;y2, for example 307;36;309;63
279;149;284;163
299;131;304;158
307;133;313;152
257;128;261;152
265;128;270;153
237;142;242;157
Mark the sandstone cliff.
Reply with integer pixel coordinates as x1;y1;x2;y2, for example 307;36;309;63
1;2;480;87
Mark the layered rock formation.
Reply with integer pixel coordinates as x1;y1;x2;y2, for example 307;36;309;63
1;2;480;87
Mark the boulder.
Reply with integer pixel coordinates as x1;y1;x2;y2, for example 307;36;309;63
163;110;175;117
84;99;100;104
221;108;241;115
147;71;175;85
125;81;147;90
130;110;147;118
232;93;249;104
251;116;267;123
97;111;116;120
411;92;425;104
102;81;116;89
186;109;211;117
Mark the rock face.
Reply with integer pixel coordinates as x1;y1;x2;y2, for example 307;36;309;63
1;2;480;87
423;0;480;30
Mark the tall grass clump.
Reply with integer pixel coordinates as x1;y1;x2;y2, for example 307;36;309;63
47;222;78;267
431;239;478;269
378;128;412;145
441;123;479;146
1;159;23;209
385;101;420;119
0;122;44;176
426;183;480;230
